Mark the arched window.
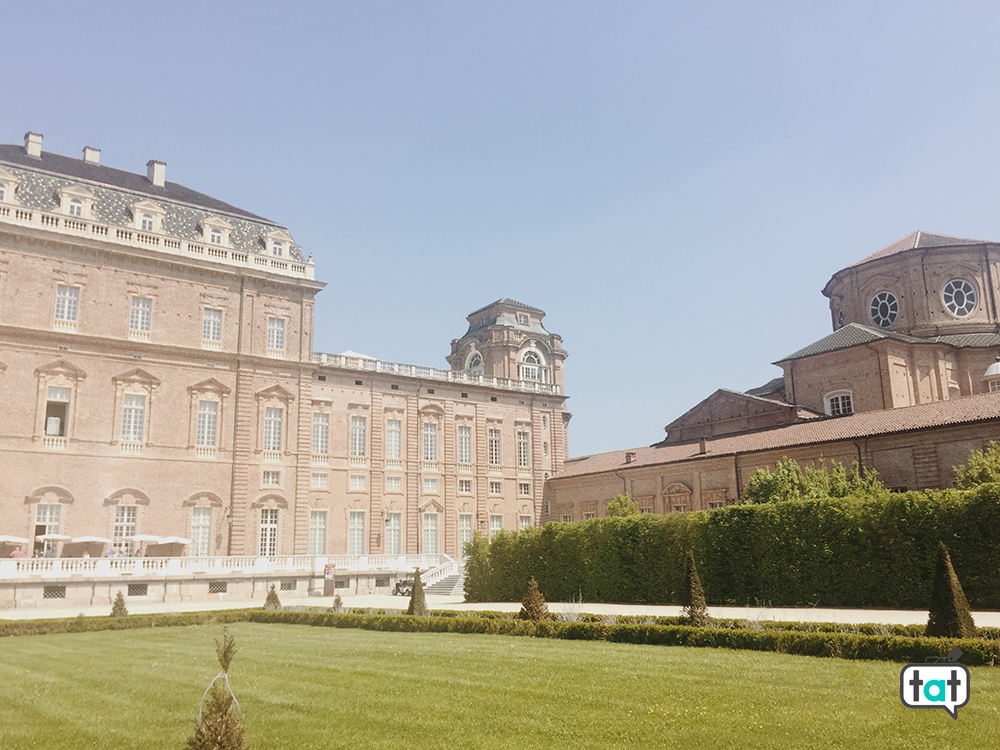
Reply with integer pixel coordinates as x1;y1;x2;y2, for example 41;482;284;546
469;353;484;375
210;228;223;245
141;214;154;232
68;198;83;217
519;350;545;382
272;241;284;257
825;390;854;416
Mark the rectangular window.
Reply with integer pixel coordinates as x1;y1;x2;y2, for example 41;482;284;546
423;477;438;494
828;393;854;416
129;296;152;332
423;513;438;554
458;479;472;494
267;317;285;352
583;511;596;520
520;515;533;530
260;508;278;556
490;480;502;495
202;309;222;342
311;473;329;489
45;386;70;437
519;482;531;496
309;511;327;555
191;507;212;557
196;401;218;447
350;416;367;456
121;394;145;442
423;423;437;462
348;511;365;555
488;428;501;466
54;285;79;322
385;512;401;555
561;514;572;522
457;425;471;464
517;431;530;467
349;475;366;491
489;514;503;539
459;514;473;556
263;470;281;486
113;505;137;556
263;407;282;451
35;504;61;556
386;419;401;459
313;412;330;455
386;476;402;492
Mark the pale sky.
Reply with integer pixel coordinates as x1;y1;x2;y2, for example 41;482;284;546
5;1;1000;456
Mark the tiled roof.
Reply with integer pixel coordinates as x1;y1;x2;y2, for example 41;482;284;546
745;377;785;397
847;230;989;269
554;392;1000;480
468;298;545;317
777;323;1000;363
663;388;800;432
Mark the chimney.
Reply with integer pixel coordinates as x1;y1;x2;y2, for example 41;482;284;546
625;451;636;464
82;146;101;165
698;438;707;455
146;160;166;187
24;132;42;158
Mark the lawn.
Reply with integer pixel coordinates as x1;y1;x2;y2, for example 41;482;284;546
0;623;998;749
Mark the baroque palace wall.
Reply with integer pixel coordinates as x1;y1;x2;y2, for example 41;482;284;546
0;134;568;559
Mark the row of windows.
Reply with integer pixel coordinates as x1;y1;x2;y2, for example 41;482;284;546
866;280;979;329
308;472;532;496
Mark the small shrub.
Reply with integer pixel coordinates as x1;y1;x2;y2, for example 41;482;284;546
680;550;708;627
263;584;281;611
332;595;344;613
70;613;88;632
407;569;429;617
110;591;128;618
518;577;551;622
184;628;246;750
926;541;977;639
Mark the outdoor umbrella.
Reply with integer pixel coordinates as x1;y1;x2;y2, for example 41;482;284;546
67;536;113;557
128;534;164;557
0;535;29;555
35;534;71;541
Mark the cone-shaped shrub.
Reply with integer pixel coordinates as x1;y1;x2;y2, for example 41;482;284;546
926;541;976;638
407;568;429;617
263;584;281;611
184;628;246;750
110;591;128;617
681;549;708;627
518;576;550;621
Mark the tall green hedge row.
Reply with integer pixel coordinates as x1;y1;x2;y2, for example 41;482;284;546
466;484;1000;609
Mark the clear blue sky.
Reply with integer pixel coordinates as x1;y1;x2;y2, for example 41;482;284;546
5;2;1000;456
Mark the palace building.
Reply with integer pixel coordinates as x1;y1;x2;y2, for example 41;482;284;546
0;133;569;565
546;231;1000;519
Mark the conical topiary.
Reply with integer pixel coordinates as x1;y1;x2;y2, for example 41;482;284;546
407;568;429;617
184;628;246;750
681;549;708;627
926;541;977;639
110;590;128;617
263;584;281;611
518;577;550;621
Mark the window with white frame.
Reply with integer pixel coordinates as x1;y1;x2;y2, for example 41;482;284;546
385;513;401;555
202;309;222;343
518;313;528;325
196;401;218;447
469;353;484;375
520;351;542;381
35;504;61;555
423;423;437;462
129;297;152;333
140;214;154;232
350;416;367;456
267;317;285;353
210;228;223;245
309;511;327;555
45;386;71;438
488;428;501;466
263;470;281;486
386;419;401;460
113;505;137;556
489;514;503;539
489;480;502;495
561;514;572;522
583;511;596;520
272;241;284;257
263;407;283;451
519;515;532;530
259;508;278;556
459;514;474;556
68;198;83;217
349;475;366;491
313;412;330;455
386;476;402;492
311;472;329;489
991;380;1000;394
191;508;212;557
423;477;438;494
0;183;5;202
458;479;472;494
825;391;854;417
348;511;365;555
121;394;146;443
519;482;531;496
517;431;530;467
54;285;79;323
423;513;438;554
458;425;471;463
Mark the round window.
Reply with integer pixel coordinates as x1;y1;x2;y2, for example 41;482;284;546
942;279;977;317
869;291;898;328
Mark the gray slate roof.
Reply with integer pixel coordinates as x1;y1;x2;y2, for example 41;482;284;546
847;230;989;269
745;377;785;397
468;298;545;317
776;322;1000;363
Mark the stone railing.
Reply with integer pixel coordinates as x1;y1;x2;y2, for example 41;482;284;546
312;352;561;395
0;205;315;280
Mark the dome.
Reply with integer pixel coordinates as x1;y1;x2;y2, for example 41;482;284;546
984;358;1000;379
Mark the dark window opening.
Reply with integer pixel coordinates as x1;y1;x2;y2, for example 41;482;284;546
427;388;435;394
317;375;326;381
45;401;68;437
490;396;497;402
355;380;363;386
391;384;399;390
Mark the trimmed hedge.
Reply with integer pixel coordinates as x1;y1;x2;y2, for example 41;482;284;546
467;483;1000;609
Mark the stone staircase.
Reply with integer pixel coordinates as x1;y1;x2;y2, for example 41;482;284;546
424;570;465;597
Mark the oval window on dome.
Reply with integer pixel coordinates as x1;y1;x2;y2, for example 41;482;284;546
942;279;977;317
869;291;898;328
